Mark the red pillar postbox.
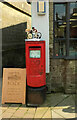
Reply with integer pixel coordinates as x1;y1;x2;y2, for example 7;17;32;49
25;41;46;87
25;40;46;105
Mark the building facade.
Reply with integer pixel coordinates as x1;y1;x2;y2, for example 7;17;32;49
49;2;77;93
1;1;77;93
32;1;77;93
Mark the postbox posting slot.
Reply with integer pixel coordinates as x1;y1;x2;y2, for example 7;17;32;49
29;46;41;59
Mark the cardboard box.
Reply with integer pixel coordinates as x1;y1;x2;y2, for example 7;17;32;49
2;68;26;104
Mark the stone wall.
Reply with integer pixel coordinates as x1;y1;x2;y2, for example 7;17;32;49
49;2;77;93
65;60;76;93
46;2;53;93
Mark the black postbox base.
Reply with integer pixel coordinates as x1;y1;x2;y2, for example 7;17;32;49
27;86;46;106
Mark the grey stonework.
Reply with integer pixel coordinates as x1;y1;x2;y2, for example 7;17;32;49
46;2;53;93
48;2;77;93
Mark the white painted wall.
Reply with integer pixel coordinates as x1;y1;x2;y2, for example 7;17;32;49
31;1;49;73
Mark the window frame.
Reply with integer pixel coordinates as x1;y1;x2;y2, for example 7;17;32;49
53;2;77;59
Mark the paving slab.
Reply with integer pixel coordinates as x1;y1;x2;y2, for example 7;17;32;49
0;109;2;116
52;95;75;119
39;94;51;107
8;104;21;110
0;116;2;120
18;107;29;110
52;108;75;119
23;108;36;118
0;106;8;111
72;94;75;101
41;108;51;118
0;109;7;116
0;97;2;105
52;110;65;120
12;108;28;118
40;93;70;107
34;107;49;118
8;107;19;110
54;95;75;108
4;108;17;113
1;112;13;118
23;113;35;119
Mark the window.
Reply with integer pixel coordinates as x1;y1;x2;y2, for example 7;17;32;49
53;2;77;59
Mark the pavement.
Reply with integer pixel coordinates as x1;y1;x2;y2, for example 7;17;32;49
0;93;76;120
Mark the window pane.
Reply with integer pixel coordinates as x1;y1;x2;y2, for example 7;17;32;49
55;40;66;56
55;4;66;21
70;3;77;38
69;40;77;56
70;3;77;19
70;21;77;38
55;22;66;38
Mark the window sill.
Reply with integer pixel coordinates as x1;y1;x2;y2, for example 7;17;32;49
52;56;65;59
52;56;77;60
65;56;77;60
